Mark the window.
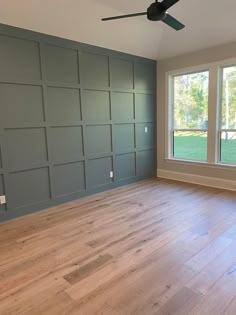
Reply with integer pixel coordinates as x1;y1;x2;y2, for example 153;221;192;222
220;66;236;164
167;62;236;167
170;71;209;161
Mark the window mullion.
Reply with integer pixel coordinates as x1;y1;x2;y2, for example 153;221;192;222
207;65;219;164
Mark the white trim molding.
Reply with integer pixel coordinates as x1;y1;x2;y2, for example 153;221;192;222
157;169;236;192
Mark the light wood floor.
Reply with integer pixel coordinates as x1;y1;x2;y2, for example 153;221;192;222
1;179;236;315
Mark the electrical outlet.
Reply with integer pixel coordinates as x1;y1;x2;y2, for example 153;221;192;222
110;171;114;178
0;195;6;204
145;127;148;133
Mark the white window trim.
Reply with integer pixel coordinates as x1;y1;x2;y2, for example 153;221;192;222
165;57;236;167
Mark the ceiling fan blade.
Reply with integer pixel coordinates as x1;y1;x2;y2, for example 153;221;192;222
162;14;185;31
102;12;146;21
160;0;180;10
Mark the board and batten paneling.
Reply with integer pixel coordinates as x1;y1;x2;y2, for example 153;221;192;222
0;23;157;222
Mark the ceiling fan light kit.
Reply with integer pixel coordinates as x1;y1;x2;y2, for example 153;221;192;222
102;0;185;31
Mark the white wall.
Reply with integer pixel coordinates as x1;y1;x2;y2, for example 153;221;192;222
157;42;236;188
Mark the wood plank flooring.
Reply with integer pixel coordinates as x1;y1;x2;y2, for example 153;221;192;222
0;178;236;314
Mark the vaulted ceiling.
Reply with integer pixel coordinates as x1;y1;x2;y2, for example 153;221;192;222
0;0;235;60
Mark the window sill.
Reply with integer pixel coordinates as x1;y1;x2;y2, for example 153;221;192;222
165;158;236;171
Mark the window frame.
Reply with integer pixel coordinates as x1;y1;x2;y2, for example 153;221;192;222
218;64;236;166
167;68;210;162
165;58;236;168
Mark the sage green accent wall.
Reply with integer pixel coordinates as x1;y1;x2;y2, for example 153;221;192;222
0;24;156;222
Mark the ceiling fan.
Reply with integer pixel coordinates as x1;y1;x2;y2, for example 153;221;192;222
101;0;185;31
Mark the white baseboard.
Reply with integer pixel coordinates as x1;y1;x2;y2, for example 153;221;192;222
157;169;236;192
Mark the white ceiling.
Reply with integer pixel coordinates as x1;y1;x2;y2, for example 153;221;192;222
0;0;236;60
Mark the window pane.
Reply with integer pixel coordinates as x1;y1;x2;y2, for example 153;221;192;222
222;66;236;129
174;131;207;161
220;131;236;163
174;71;209;129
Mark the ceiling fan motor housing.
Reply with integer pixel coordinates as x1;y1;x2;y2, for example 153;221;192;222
147;2;166;21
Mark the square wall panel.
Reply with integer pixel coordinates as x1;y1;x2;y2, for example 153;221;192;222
6;128;48;171
51;126;83;163
84;90;110;122
0;174;4;195
136;123;155;149
0;35;41;81
116;153;135;180
87;157;113;188
86;125;112;156
136;93;155;122
0;145;2;169
114;124;135;153
82;53;109;87
8;168;50;209
44;45;79;83
135;62;155;90
47;87;81;124
0;174;5;211
54;161;85;197
0;84;44;124
112;92;134;122
137;150;156;178
111;58;133;89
